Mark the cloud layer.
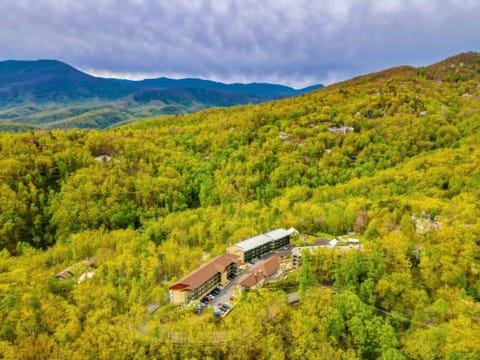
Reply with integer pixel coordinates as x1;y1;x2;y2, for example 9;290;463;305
1;0;479;86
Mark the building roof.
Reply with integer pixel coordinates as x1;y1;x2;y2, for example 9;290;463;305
55;258;96;280
237;272;258;288
94;154;112;163
274;248;292;257
258;256;280;276
238;256;280;288
292;246;321;257
55;269;74;280
265;228;292;240
169;253;239;291
234;234;272;252
234;228;294;252
287;292;300;305
314;237;330;246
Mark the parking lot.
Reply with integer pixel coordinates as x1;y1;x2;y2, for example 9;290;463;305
198;273;242;316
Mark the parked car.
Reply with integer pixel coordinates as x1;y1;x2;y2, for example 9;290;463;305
223;302;231;309
213;309;224;317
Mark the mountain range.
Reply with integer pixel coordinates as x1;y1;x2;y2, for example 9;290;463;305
1;52;480;358
0;60;323;130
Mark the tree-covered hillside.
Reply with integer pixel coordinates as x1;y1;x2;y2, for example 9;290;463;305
0;52;479;359
0;60;322;130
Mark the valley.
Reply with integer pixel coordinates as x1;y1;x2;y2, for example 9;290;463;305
0;52;480;359
0;60;322;131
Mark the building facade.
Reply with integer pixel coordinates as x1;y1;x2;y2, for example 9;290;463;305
227;228;296;263
169;253;239;305
238;256;281;290
292;238;361;268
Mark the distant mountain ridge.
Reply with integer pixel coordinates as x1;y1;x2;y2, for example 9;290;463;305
0;59;323;130
0;60;140;103
137;77;323;97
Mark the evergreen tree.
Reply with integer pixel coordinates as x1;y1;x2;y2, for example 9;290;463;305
297;249;316;298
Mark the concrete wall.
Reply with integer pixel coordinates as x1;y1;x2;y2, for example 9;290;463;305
170;289;189;305
226;245;245;263
220;270;228;285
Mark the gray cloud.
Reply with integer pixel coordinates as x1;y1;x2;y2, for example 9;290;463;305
0;0;479;87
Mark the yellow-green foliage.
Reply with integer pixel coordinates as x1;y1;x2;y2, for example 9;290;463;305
1;53;480;359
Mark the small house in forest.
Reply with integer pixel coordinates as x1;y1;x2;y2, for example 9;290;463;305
287;292;300;305
329;126;354;135
55;258;96;280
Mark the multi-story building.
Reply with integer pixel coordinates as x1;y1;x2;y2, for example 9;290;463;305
168;253;239;305
237;256;281;290
291;246;321;268
292;238;361;267
227;228;296;263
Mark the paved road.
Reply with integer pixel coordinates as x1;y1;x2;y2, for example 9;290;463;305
199;271;247;316
213;276;239;306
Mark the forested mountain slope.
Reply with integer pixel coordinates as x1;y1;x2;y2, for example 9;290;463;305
0;52;479;359
0;60;322;130
0;60;140;104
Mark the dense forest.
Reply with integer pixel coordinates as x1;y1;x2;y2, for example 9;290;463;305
1;52;480;359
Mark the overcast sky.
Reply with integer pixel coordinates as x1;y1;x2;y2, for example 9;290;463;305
1;0;479;87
